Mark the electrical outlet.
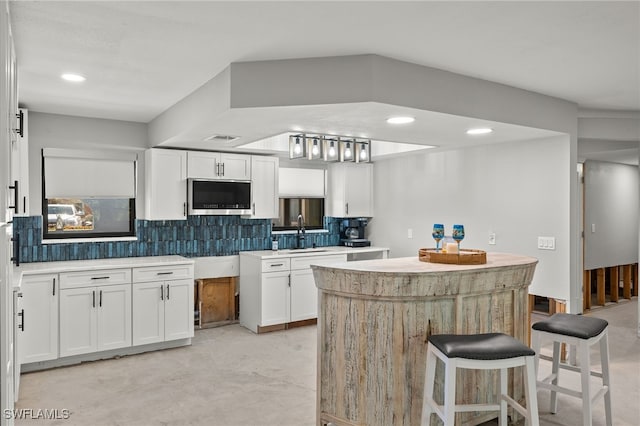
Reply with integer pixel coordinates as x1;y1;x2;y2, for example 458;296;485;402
488;233;496;245
407;228;413;239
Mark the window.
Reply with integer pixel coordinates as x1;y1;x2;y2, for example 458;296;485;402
42;149;137;239
272;198;324;231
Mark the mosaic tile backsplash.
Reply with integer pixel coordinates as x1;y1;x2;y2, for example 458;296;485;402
13;216;343;263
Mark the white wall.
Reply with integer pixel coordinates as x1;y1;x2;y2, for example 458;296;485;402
27;112;148;216
369;135;572;304
583;160;639;269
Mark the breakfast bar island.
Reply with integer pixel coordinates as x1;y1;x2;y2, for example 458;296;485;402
311;252;538;426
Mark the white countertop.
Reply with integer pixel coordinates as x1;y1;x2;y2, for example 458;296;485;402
13;255;194;289
240;245;389;259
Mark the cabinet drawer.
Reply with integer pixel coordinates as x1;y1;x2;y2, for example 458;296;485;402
132;264;194;283
59;268;131;289
290;254;347;271
261;258;290;273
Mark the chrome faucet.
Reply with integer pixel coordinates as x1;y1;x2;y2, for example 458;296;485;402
296;214;306;249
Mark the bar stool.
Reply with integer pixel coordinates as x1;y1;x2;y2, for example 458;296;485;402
531;313;612;426
421;333;539;426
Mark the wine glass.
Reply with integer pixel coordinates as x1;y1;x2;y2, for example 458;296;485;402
432;224;444;252
452;224;465;253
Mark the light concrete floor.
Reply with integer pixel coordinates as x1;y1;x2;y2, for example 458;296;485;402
16;299;639;426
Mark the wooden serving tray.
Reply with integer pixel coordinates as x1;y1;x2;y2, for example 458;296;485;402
418;248;487;265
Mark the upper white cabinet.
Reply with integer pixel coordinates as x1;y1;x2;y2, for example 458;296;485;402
250;156;279;219
187;151;251;181
327;163;373;217
144;149;187;220
9;108;28;216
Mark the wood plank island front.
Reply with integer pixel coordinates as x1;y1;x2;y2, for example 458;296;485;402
311;252;538;426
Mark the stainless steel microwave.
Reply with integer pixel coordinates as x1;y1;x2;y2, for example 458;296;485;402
188;179;251;215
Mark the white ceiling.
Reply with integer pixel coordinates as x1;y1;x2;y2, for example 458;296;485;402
9;1;640;160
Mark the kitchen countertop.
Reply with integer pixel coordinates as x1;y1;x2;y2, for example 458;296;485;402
239;245;390;259
13;255;194;289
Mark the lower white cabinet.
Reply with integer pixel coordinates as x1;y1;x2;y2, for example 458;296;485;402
18;273;58;363
59;283;131;357
132;264;194;346
240;253;347;333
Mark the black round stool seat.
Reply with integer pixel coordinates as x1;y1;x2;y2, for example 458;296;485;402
532;313;608;340
428;333;535;360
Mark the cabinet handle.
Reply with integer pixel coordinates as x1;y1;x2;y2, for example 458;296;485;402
183;202;187;217
288;275;291;287
166;284;170;300
23;196;26;214
52;278;56;296
156;272;173;276
10;234;20;266
221;163;225;176
92;291;96;308
345;203;349;215
14;110;23;137
91;276;110;280
18;309;24;331
270;263;284;267
252;203;255;215
160;285;164;301
215;163;220;176
99;290;103;307
8;180;18;214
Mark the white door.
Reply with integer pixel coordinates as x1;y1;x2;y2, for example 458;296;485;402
260;271;290;326
250;156;279;219
219;153;251;180
18;273;58;363
132;281;165;345
97;284;132;351
59;287;97;357
290;269;317;322
164;279;194;341
344;163;373;217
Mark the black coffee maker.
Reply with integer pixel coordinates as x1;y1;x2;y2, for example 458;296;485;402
341;218;371;247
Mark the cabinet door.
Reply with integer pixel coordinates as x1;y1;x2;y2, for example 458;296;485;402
187;151;218;179
164;279;194;341
344;163;373;217
219;153;251;180
250;156;279;219
59;287;98;357
132;281;165;346
18;274;58;363
97;284;132;351
290;269;317;322
144;149;187;220
260;271;290;326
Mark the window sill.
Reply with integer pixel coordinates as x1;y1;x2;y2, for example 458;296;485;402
42;236;139;245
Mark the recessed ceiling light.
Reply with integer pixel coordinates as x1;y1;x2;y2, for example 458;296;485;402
466;128;493;135
386;116;415;124
61;73;86;82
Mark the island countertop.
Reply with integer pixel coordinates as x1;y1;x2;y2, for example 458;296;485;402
311;252;538;426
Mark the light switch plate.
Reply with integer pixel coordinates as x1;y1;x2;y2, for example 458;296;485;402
488;233;496;245
537;236;556;250
407;228;413;239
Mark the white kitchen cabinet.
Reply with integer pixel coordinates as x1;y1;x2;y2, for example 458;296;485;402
132;264;194;345
144;148;187;220
239;253;346;332
327;162;373;217
249;155;279;219
187;151;251;180
9;108;29;216
59;283;131;357
17;273;58;363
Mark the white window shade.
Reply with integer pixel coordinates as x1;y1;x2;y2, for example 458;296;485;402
43;149;136;198
278;168;325;197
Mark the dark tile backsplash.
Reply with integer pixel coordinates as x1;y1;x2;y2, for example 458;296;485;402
12;216;343;263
